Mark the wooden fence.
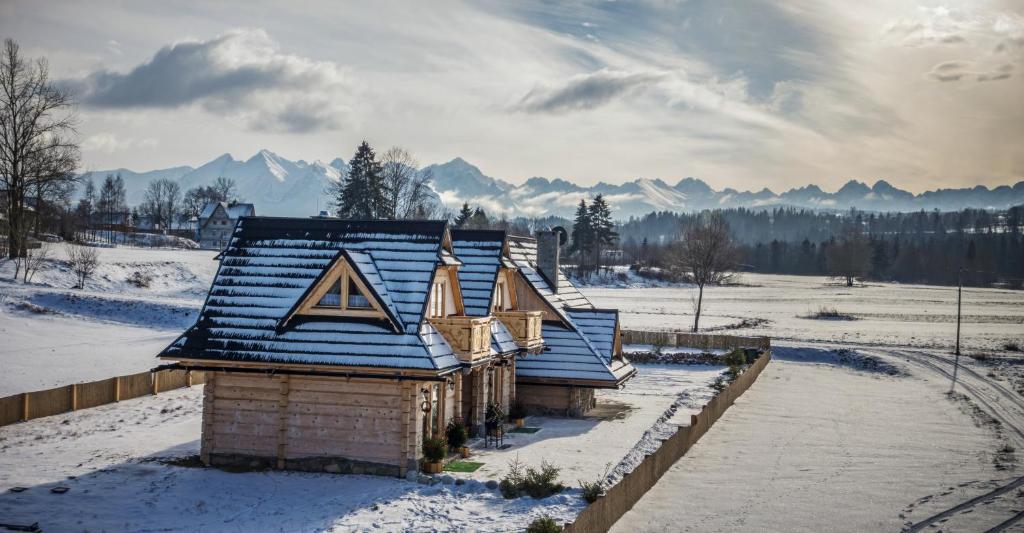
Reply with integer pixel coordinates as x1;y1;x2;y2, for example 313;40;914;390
0;369;205;427
563;346;772;532
622;329;771;351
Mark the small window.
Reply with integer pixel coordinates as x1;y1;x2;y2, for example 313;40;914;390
346;278;371;309
429;281;446;318
493;280;506;311
317;280;342;307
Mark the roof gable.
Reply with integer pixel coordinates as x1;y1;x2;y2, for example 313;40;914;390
159;217;459;371
450;229;507;317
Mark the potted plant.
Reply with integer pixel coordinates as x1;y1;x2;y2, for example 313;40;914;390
446;418;470;458
508;401;527;428
422;437;447;474
486;403;506;437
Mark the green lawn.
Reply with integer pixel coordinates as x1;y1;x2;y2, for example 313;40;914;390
444;460;484;473
510;426;542;434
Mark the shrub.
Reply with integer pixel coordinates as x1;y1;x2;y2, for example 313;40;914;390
523;461;565;498
722;348;747;368
1005;341;1022;352
579;479;603;503
422;437;447;463
127;270;153;288
500;457;565;499
446;419;469;451
499;456;526;498
526;516;563;533
508;400;527;420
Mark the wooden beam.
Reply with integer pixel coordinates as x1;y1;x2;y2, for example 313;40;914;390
275;375;290;469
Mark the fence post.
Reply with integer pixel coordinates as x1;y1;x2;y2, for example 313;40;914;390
114;377;121;402
187;370;192;388
21;392;29;421
70;384;78;411
152;371;160;395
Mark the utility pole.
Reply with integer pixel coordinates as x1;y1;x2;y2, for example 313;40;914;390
951;267;963;391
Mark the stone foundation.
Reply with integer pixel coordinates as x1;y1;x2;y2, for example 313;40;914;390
209;453;403;477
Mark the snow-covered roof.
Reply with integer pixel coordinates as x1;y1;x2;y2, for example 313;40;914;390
200;202;255;221
450;229;506;317
566;308;618;363
160;217;459;372
516;321;632;385
507;235;634;386
490;320;519;356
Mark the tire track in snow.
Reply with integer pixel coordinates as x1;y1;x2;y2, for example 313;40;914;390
870;347;1024;532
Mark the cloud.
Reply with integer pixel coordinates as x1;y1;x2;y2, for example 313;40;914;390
65;29;354;133
82;133;158;153
515;69;666;113
927;61;1014;82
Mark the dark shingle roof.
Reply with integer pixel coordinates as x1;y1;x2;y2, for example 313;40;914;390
160;217;459;371
450;229;506;317
507;236;593;313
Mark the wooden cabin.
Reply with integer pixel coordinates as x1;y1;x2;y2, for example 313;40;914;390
507;231;636;417
160;218;493;477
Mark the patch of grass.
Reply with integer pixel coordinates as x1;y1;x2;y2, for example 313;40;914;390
800;306;857;321
1005;341;1022;352
443;460;484;473
511;427;541;434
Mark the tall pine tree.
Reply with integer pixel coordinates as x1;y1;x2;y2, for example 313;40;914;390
569;199;594;264
454;202;473;227
589;194;617;248
337;141;387;218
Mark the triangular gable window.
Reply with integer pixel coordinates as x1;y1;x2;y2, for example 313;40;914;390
293;255;388;321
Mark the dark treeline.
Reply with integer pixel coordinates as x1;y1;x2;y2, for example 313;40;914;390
616;206;1024;288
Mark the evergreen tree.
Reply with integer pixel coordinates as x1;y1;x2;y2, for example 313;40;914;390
454;202;473;227
589;195;617;248
569;199;594;262
336;141;386;218
467;207;490;229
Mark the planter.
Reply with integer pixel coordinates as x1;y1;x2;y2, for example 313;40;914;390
513;418;525;428
422;461;443;474
459;446;470;458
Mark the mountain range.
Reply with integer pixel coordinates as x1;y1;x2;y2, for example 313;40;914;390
81;150;1024;219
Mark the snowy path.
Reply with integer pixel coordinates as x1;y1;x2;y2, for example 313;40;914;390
612;348;1016;533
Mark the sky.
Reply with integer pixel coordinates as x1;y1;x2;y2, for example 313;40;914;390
1;0;1022;193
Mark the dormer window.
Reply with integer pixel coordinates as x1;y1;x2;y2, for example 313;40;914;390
429;279;447;318
316;272;374;312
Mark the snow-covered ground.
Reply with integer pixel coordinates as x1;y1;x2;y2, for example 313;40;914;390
0;245;217;395
612;347;1019;533
586;273;1024;352
0;364;720;532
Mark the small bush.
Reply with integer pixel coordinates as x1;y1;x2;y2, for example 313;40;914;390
802;306;857;320
579;479;604;503
127;270;153;288
723;348;747;368
422;437;447;463
1005;341;1021;352
446;419;469;451
500;457;565;499
526;516;563;533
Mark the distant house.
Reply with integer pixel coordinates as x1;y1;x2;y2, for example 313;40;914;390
197;202;255;249
158;218;632;477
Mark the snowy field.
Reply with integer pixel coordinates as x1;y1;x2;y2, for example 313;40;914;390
585;273;1024;352
0;364;721;532
0;245;217;395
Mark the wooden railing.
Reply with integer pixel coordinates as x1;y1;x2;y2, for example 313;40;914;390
429;315;493;363
493;310;544;350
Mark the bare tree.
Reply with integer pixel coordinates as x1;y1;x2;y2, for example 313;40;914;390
212;176;237;202
0;38;80;259
20;242;50;282
669;212;739;332
140;178;182;231
380;146;439;219
65;243;99;288
826;224;871;287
